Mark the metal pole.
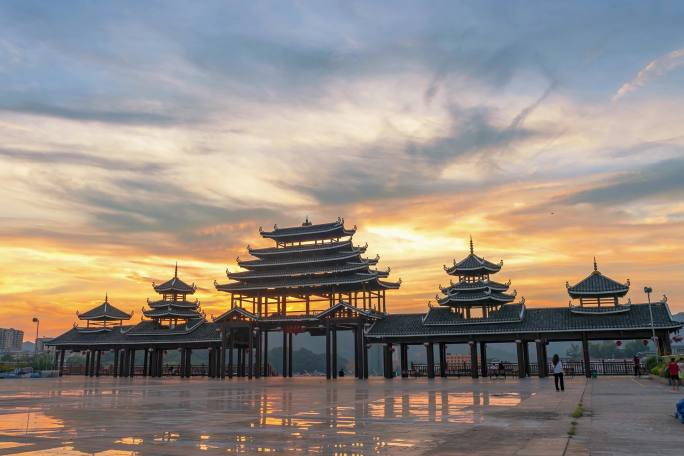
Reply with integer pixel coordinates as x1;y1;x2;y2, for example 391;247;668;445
645;287;658;357
32;317;40;355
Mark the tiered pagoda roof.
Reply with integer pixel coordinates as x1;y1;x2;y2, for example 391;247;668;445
567;258;630;299
436;238;516;309
142;264;204;323
566;259;631;313
215;218;400;296
77;294;132;322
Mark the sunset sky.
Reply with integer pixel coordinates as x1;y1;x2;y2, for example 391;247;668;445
1;1;683;339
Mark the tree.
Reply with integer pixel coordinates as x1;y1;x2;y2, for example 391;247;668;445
566;344;581;360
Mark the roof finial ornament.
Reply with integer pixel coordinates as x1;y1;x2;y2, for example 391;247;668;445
104;292;108;303
469;235;474;254
593;257;598;272
174;262;178;278
303;216;311;226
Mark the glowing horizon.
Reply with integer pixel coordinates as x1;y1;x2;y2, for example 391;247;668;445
1;1;683;339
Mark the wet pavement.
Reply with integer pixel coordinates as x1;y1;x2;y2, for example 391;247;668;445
0;375;601;455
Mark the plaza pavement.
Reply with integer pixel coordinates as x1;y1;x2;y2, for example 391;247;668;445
0;375;680;455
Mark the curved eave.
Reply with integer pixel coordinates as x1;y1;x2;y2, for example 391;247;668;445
443;282;510;293
227;262;372;280
78;314;131;321
216;274;395;293
445;265;501;275
437;294;516;306
567;289;629;298
248;240;355;257
147;300;199;309
143;310;202;318
237;250;366;269
260;224;356;242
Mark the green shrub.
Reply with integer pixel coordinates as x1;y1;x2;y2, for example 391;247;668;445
645;356;659;371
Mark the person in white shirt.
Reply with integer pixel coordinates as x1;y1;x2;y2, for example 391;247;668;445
552;354;565;391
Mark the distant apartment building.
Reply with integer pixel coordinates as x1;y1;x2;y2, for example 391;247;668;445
36;337;55;354
0;328;24;352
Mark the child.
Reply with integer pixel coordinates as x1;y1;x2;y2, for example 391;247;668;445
668;358;680;391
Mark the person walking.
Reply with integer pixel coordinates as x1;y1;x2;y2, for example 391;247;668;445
667;358;680;391
633;355;641;377
552;354;564;392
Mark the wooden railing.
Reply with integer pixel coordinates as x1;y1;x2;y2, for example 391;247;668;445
62;362;276;377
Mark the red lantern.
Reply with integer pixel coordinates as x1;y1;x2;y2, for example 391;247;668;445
642;339;649;346
615;340;622;347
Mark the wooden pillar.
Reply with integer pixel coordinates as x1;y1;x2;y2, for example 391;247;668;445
255;328;262;379
148;350;154;377
95;350;101;377
332;327;338;379
131;350;137;377
182;348;188;377
400;343;408;378
248;327;254;380
523;342;531;377
362;331;369;379
480;342;488;377
142;349;148;377
439;343;447;377
186;348;192;377
581;333;591;378
325;323;331;379
58;349;65;376
228;329;234;379
383;343;393;379
237;347;243;377
53;350;60;371
353;327;360;379
426;343;435;379
220;329;226;379
469;341;478;378
113;349;119;377
262;330;268;377
282;331;288;378
85;350;91;377
536;340;546;378
158;349;164;377
288;333;293;378
516;340;525;378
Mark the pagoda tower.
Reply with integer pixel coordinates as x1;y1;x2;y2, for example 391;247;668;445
142;264;204;328
436;237;516;319
76;293;132;331
215;217;400;316
566;258;630;312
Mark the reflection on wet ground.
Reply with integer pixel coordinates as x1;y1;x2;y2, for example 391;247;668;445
0;377;546;455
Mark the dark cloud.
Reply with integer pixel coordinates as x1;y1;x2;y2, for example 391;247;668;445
561;157;684;206
288;91;551;205
1;102;184;126
0;148;165;172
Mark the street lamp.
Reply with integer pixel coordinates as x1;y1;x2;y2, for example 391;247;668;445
32;317;39;355
644;287;658;357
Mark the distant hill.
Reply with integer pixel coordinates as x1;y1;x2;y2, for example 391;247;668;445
672;312;684;323
22;341;35;352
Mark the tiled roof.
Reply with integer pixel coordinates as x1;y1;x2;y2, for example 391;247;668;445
153;276;195;294
237;249;367;268
142;307;203;319
48;320;220;346
147;299;199;309
78;301;131;321
445;253;502;275
248;240;355;257
216;273;399;292
444;279;510;292
423;304;524;325
567;270;629;297
437;289;516;306
260;218;356;242
367;303;681;337
227;262;373;280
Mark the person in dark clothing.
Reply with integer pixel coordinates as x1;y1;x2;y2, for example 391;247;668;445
552;354;564;391
633;356;641;377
